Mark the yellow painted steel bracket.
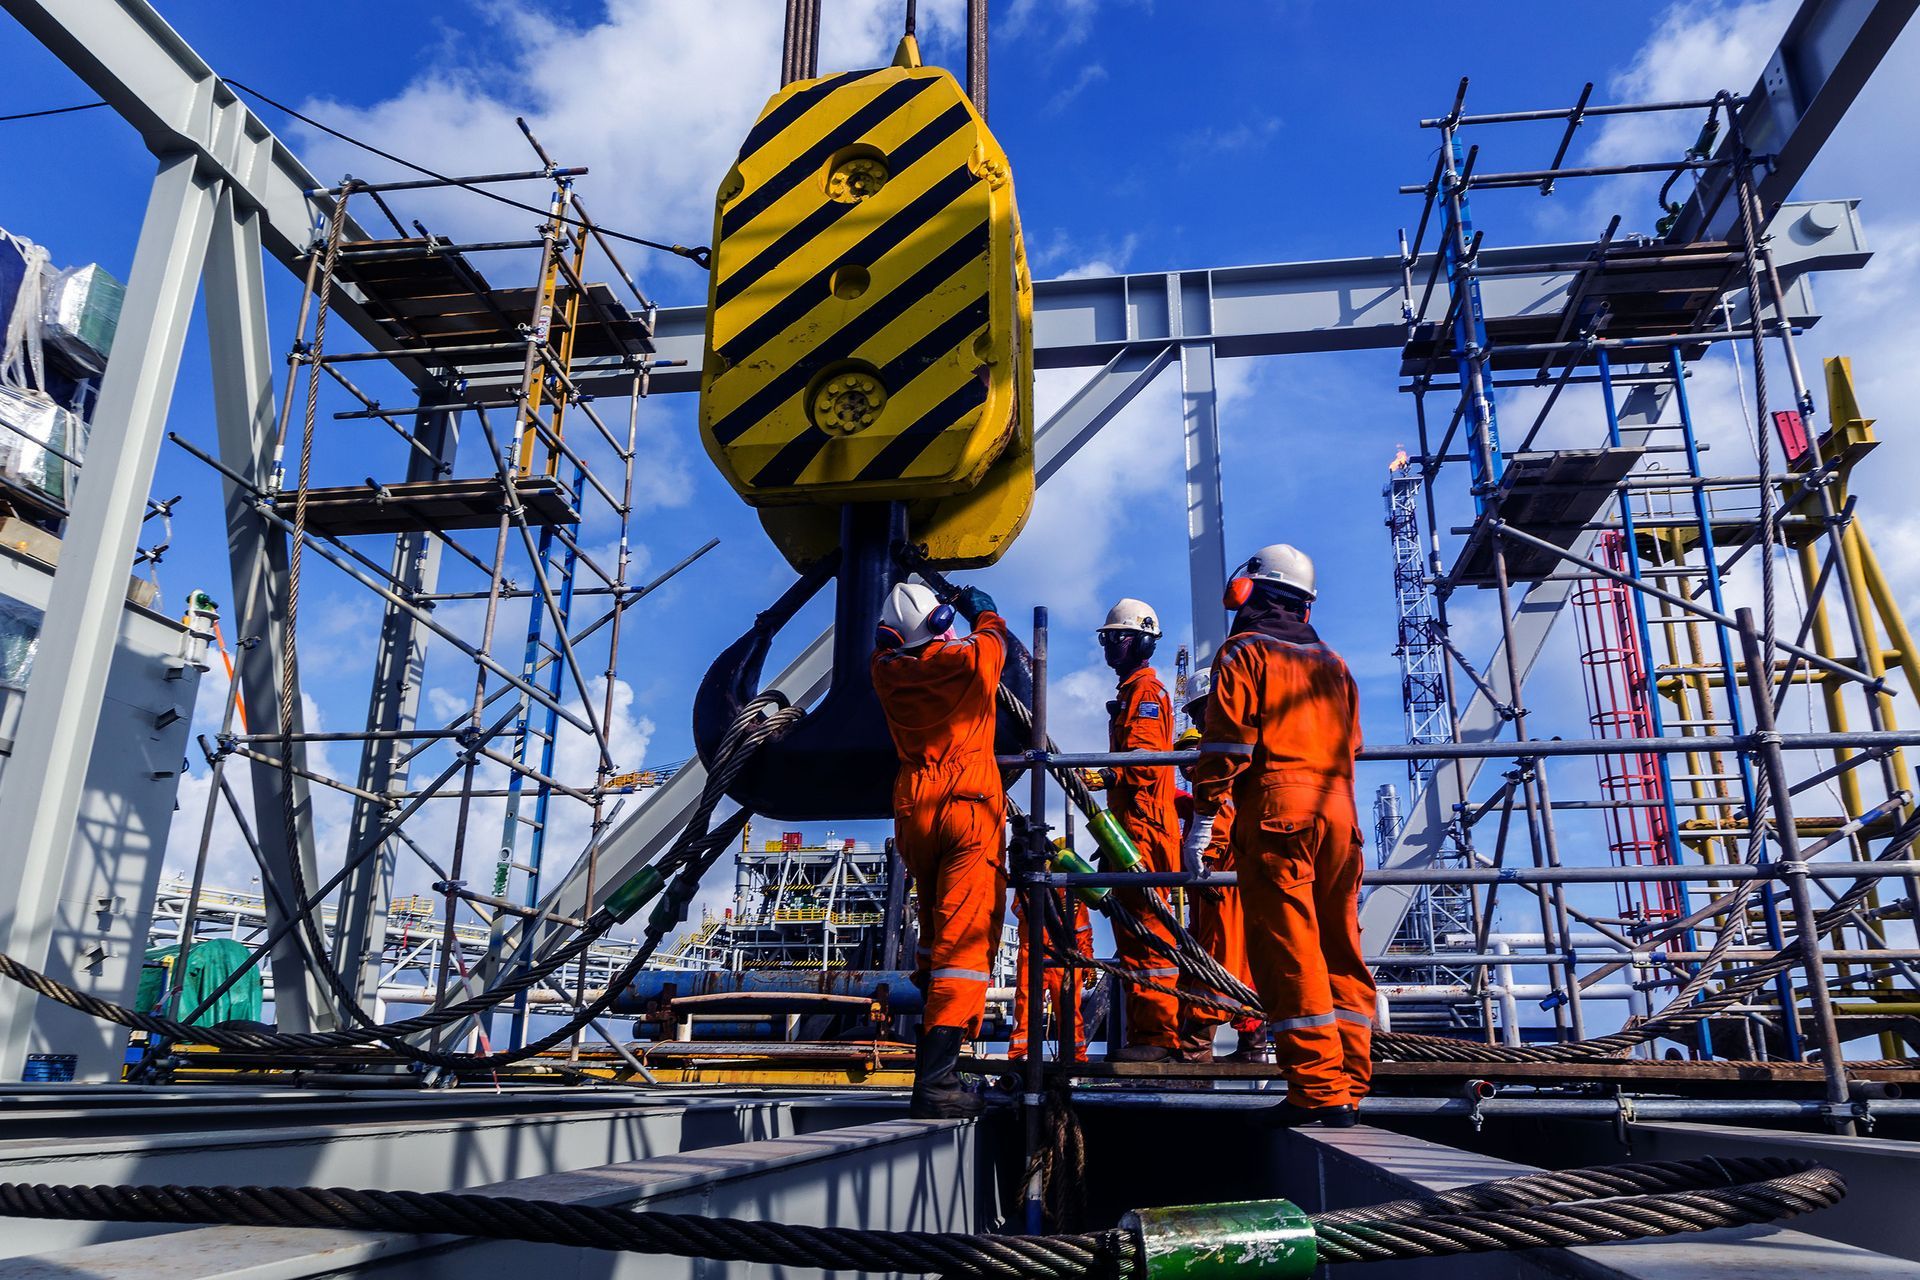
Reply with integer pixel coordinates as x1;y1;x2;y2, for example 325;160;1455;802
699;36;1034;569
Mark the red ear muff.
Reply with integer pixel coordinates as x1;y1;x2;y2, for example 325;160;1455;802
1223;578;1254;610
926;603;956;635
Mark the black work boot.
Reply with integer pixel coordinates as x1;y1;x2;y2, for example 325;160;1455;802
1264;1098;1359;1128
910;1026;984;1120
1114;1042;1173;1063
1224;1028;1270;1064
1176;1018;1217;1064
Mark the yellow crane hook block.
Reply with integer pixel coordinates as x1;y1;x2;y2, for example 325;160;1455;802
699;38;1034;569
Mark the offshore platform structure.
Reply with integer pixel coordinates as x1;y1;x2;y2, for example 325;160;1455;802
8;1;1920;1276
660;832;900;973
1374;450;1478;1028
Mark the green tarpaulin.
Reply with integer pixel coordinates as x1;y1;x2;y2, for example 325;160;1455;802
135;938;264;1028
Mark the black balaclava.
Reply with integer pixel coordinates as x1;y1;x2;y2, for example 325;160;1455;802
1100;630;1158;678
1230;580;1319;644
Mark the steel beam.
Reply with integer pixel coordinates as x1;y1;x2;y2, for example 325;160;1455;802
1175;271;1229;665
1671;0;1920;242
0;0;432;386
0;153;219;1077
202;186;329;1032
593;203;1861;396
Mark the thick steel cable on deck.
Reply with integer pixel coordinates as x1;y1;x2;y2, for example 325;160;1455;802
0;1157;1843;1273
1376;810;1920;1063
0;697;800;1066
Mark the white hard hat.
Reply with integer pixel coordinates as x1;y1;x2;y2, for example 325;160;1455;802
1182;667;1212;715
879;582;952;649
1097;597;1161;638
1238;543;1316;601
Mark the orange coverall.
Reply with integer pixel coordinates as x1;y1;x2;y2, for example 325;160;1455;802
1192;625;1376;1107
1009;890;1094;1059
1108;665;1182;1048
872;611;1010;1035
1180;795;1257;1031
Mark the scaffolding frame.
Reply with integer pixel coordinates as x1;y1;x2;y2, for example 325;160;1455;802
1380;77;1917;1070
157;127;719;1065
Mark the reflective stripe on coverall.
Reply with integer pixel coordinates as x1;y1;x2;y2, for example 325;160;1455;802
1109;664;1182;1047
1010;890;1094;1058
1192;628;1376;1107
872;611;1011;1035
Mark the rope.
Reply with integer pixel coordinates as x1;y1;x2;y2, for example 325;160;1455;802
0;1157;1842;1271
0;697;800;1068
1376;810;1920;1063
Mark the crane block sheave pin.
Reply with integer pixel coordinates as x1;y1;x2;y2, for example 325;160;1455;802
699;34;1035;570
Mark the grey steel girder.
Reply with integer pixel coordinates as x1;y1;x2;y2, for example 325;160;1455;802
0;153;221;1078
1671;0;1920;243
202;186;330;1031
0;0;434;388
574;203;1863;397
332;402;461;1006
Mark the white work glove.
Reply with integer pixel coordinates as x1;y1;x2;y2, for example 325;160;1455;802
1180;813;1216;870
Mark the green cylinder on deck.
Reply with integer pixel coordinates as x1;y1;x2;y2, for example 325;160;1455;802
1121;1200;1316;1280
1086;807;1143;873
604;865;667;922
1048;844;1111;908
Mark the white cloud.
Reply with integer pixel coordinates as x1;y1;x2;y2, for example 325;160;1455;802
1044;63;1108;114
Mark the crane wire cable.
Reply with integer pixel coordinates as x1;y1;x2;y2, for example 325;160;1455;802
0;696;800;1068
219;81;710;265
0;101;107;123
0;1157;1844;1274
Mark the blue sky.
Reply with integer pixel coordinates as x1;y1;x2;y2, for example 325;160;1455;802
3;1;1919;983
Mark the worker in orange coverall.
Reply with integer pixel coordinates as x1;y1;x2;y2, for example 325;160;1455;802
1008;876;1094;1061
1186;544;1375;1126
1093;598;1184;1062
1174;688;1266;1065
872;579;1007;1119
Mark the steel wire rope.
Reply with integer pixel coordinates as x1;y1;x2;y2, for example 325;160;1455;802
222;81;710;266
0;100;108;123
0;1157;1845;1273
0;696;801;1065
1374;809;1920;1062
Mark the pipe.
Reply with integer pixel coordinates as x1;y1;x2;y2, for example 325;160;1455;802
1069;1092;1900;1122
1031;861;1920;889
999;727;1920;768
1739;609;1855;1133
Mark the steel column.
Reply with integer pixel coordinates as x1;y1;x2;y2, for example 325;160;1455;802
202;186;329;1032
331;401;461;1004
0;152;219;1076
1175;274;1227;666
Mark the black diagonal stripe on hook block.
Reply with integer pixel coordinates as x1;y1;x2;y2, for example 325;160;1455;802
855;376;989;483
713;164;981;368
723;77;934;239
709;223;988;446
737;70;864;159
715;101;972;311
